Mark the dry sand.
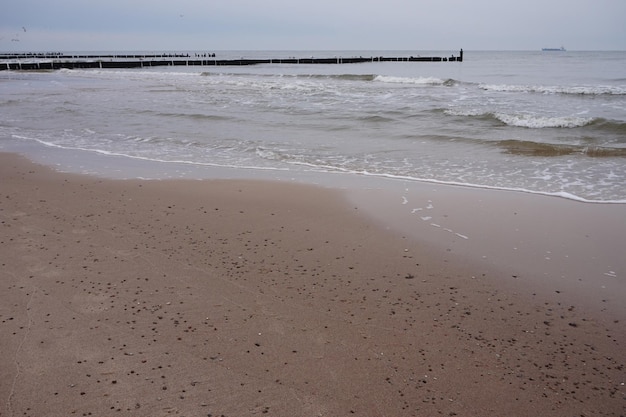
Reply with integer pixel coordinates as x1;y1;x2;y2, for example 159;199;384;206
1;152;624;416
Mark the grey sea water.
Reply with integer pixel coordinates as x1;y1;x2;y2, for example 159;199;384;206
1;50;625;202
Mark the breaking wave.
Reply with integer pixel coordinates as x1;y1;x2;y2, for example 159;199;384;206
493;113;594;128
445;108;596;128
199;72;455;85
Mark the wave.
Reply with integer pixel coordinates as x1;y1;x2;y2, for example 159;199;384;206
495;139;626;157
588;118;626;137
299;73;457;86
301;73;378;82
201;72;456;85
479;83;626;96
444;108;596;128
374;75;455;86
63;66;457;87
494;113;595;128
199;71;377;82
200;71;455;85
446;108;626;133
357;115;396;123
142;110;233;122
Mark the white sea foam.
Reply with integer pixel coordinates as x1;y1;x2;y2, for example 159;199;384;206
493;113;595;128
445;108;595;128
443;108;485;117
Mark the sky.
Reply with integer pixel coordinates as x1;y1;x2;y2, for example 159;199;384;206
1;0;625;52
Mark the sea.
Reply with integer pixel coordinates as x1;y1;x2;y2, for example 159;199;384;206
1;50;625;203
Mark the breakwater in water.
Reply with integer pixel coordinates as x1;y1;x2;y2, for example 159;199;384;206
0;50;463;70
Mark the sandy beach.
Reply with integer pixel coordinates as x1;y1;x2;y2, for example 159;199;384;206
1;152;624;416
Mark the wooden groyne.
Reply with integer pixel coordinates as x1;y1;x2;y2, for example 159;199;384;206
0;50;463;71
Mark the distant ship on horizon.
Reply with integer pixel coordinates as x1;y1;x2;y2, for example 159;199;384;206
542;46;566;51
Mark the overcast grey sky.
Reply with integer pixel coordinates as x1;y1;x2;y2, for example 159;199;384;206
2;0;625;51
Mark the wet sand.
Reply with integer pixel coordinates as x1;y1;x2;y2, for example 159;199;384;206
348;180;626;321
1;152;624;416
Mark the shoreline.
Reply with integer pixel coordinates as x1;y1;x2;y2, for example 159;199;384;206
1;152;624;416
3;136;625;205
